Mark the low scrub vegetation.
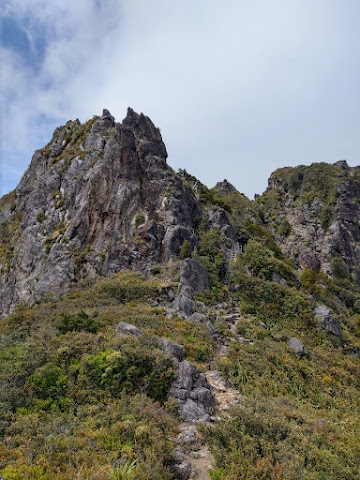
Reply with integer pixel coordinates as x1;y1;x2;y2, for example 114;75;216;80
0;272;215;479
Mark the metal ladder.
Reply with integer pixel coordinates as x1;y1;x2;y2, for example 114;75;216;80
224;242;241;285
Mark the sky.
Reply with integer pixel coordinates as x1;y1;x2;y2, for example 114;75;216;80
1;0;360;199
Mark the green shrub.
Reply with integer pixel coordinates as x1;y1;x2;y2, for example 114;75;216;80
57;311;103;334
331;258;349;280
134;213;146;228
82;343;176;402
179;239;191;258
29;364;67;401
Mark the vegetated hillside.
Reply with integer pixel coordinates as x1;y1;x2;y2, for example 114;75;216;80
0;110;359;480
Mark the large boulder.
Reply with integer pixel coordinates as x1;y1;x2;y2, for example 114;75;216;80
170;360;214;422
180;259;209;294
172;451;192;480
174;294;195;318
174;259;210;318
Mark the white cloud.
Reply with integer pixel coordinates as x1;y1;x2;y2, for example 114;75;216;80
1;0;360;196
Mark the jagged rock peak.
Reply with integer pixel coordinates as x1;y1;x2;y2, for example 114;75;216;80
214;179;238;194
123;107;167;160
101;108;115;122
0;107;197;316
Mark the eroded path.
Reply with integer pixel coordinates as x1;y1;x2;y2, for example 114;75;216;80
176;312;246;479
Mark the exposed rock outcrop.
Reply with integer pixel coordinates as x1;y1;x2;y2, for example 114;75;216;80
314;304;342;339
172;451;192;480
174;259;210;318
0;109;200;316
116;322;142;337
264;162;360;286
170;360;214;422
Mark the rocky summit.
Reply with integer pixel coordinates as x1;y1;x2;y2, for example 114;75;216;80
0;109;359;480
0;108;200;316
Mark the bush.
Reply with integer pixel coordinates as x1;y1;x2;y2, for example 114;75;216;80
134;213;146;228
331;258;349;280
57;311;103;334
82;342;176;402
179;239;191;258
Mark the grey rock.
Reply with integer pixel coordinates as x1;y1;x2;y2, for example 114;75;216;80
189;387;214;408
170;387;190;401
116;322;141;337
180;259;209;294
314;305;342;338
208;208;236;241
173;451;192;480
167;288;175;301
174;294;195;318
237;336;252;344
288;337;305;355
177;427;198;446
214;302;228;310
0;108;201;316
267;163;360;287
179;398;211;423
193;374;209;389
214;179;238;194
175;361;198;390
170;360;214;422
163;225;194;259
160;338;184;361
206;320;217;336
174;259;209;319
188;312;207;322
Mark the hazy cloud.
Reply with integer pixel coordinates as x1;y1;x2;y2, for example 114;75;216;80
1;0;360;197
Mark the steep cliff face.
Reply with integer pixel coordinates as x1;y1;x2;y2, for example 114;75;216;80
0;109;200;316
258;161;360;284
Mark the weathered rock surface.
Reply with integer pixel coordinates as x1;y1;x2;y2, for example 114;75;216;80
159;338;184;362
170;360;214;422
174;259;209;318
180;259;210;295
314;305;342;339
264;161;360;286
116;322;141;337
288;337;305;355
172;451;192;480
177;426;199;446
208;208;236;241
0;109;200;316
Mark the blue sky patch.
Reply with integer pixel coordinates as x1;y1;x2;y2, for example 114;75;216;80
0;14;46;70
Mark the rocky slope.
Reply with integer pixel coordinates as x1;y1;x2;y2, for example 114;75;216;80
0;109;359;480
1;109;360;322
258;161;360;284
